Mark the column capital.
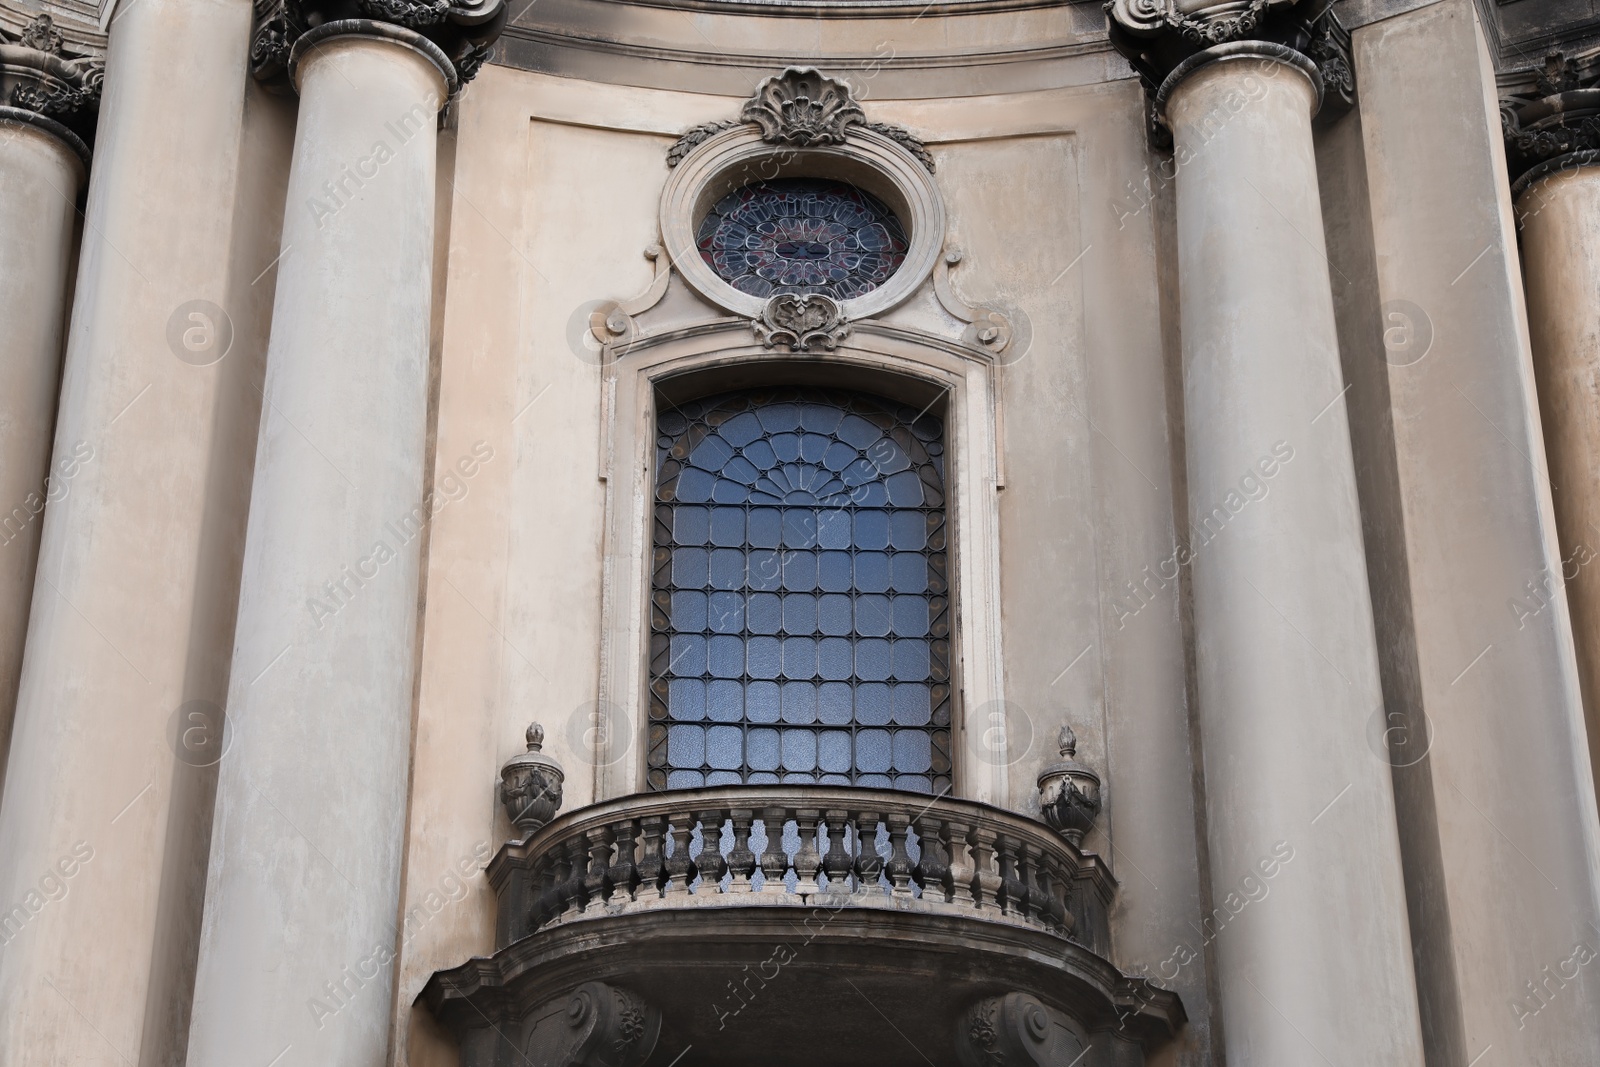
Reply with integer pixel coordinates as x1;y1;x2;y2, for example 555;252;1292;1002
1502;51;1600;199
0;14;102;167
250;0;506;96
1104;0;1352;142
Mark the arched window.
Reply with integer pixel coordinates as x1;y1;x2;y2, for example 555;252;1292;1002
647;387;952;795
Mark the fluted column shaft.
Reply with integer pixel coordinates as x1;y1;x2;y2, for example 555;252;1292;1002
1165;48;1425;1064
1519;162;1600;802
0;114;85;791
186;25;449;1066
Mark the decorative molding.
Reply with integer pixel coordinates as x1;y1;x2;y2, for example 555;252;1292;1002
0;15;103;157
1037;724;1102;847
664;118;741;167
1502;52;1600;194
666;66;935;173
1104;0;1354;135
751;293;850;351
499;722;565;838
933;249;1025;359
250;0;506;94
588;244;673;347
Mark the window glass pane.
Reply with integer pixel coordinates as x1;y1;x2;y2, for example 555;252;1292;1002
647;388;950;795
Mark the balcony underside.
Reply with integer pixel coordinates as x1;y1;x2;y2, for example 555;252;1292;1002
427;902;1182;1066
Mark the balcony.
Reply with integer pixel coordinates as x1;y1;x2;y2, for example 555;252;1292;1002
424;784;1184;1067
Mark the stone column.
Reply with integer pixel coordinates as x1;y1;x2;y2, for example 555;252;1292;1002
0;17;97;789
1107;5;1426;1064
186;5;499;1063
0;1;276;1062
1508;71;1600;805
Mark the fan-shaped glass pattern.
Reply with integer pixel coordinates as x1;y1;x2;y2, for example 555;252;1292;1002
696;178;909;301
648;388;951;795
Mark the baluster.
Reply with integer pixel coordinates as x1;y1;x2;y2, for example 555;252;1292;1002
726;809;756;893
607;819;640;904
582;826;612;914
664;813;696;897
1024;844;1049;927
912;814;950;904
823;808;854;894
885;814;915;899
696;808;728;893
528;852;558;931
563;836;591;917
970;827;1003;915
1046;853;1075;935
759;807;789;894
636;815;667;900
793;809;822;897
853;809;883;893
996;833;1027;920
947;819;976;908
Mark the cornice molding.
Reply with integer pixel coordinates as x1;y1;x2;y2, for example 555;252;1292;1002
250;0;507;94
0;14;101;158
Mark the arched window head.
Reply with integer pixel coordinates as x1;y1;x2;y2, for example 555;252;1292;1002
647;387;952;795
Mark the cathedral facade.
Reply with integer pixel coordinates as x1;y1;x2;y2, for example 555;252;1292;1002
2;0;1600;1064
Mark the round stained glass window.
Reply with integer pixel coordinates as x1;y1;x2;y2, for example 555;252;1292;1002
696;178;910;302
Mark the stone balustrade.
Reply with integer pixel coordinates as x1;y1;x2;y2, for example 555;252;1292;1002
489;785;1113;955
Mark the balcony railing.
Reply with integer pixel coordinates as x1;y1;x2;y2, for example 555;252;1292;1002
489;784;1114;955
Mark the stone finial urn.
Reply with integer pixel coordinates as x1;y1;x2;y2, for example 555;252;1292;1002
500;722;565;838
1037;725;1102;847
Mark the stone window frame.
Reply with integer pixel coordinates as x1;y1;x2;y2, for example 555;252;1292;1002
590;326;1011;808
659;123;946;322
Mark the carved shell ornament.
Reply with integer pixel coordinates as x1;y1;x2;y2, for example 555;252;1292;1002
741;67;865;147
667;67;936;174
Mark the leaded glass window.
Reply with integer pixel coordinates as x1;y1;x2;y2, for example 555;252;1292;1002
647;388;952;795
696;178;910;301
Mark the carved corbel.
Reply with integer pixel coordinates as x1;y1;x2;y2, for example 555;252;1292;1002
956;992;1090;1067
0;14;104;159
667;66;935;173
522;982;660;1067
